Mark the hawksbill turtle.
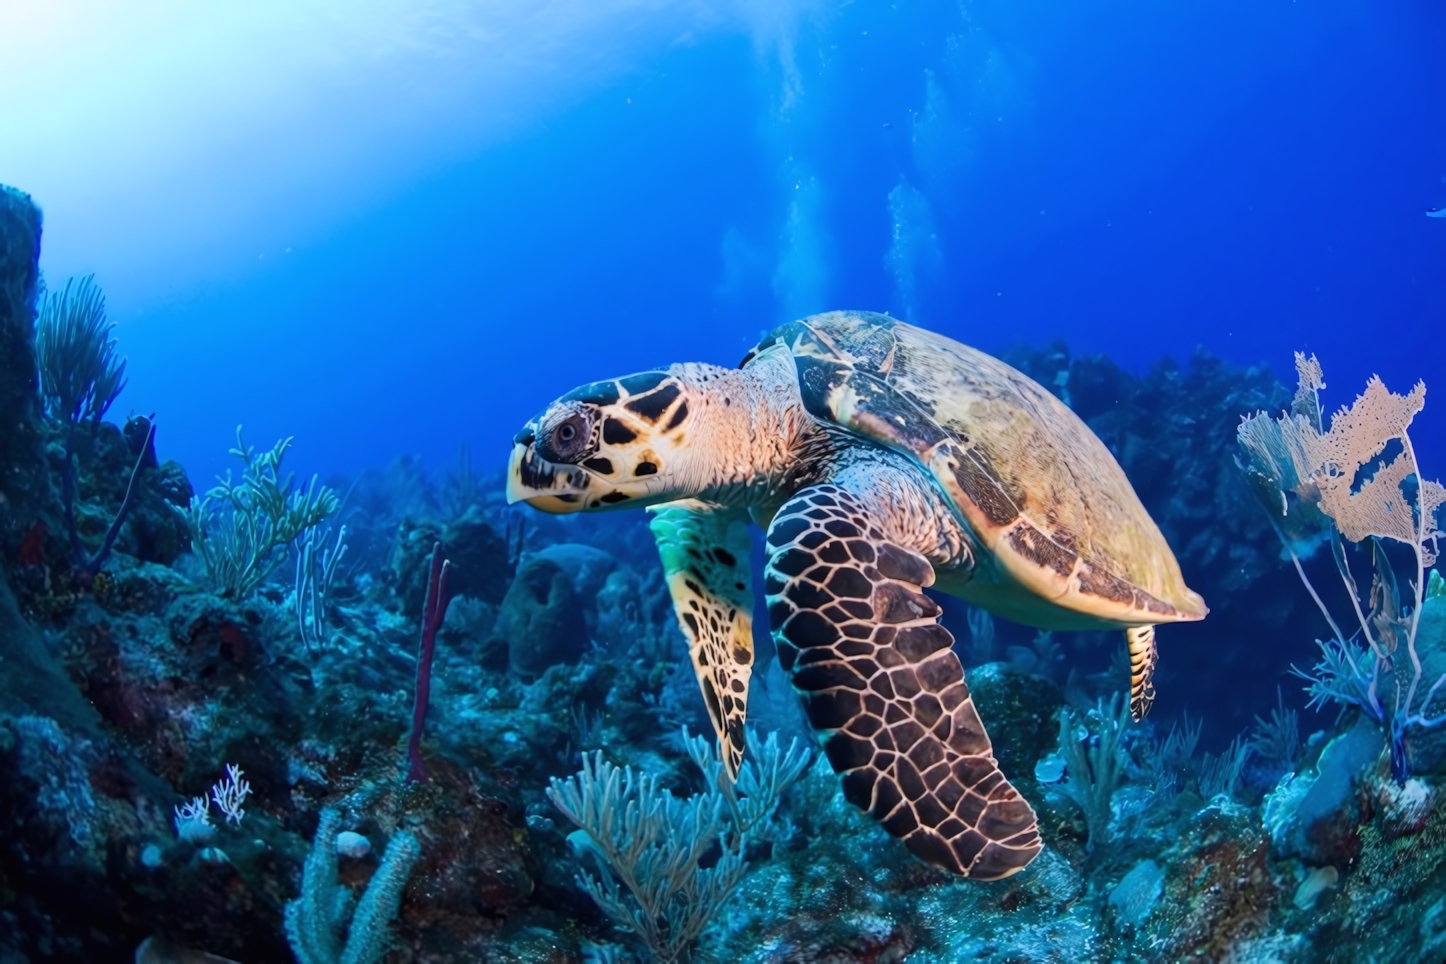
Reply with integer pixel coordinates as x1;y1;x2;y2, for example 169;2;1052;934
507;310;1206;879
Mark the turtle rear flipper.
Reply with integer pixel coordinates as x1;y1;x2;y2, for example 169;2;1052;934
764;483;1042;880
1125;624;1158;721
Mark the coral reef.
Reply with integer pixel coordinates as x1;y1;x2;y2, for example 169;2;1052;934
1;202;1443;963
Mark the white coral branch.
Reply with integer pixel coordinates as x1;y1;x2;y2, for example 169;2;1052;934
211;764;251;826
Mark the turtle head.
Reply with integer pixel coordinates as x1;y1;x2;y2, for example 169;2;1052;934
507;368;706;514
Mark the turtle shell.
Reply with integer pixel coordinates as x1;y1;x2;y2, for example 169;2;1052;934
744;311;1206;630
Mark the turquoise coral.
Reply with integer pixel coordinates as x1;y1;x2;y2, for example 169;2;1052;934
183;425;339;599
1056;692;1131;852
547;728;810;963
284;807;421;964
35;274;125;427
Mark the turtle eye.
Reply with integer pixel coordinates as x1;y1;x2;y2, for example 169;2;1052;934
539;411;591;462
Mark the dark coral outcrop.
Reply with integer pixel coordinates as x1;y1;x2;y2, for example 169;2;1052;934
0;185;51;554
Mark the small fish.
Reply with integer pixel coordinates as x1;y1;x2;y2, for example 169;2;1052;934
1429;207;1446;218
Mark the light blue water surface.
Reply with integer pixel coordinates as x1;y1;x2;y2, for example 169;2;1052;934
3;0;1442;484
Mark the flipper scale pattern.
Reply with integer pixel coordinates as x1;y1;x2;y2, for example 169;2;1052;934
764;484;1042;879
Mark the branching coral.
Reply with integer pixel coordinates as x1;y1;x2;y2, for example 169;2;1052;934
284;808;420;964
549;750;747;962
547;728;809;963
1247;688;1301;768
1238;354;1445;781
295;522;349;652
1199;735;1252;800
35;274;151;577
1057;692;1131;851
184;426;339;599
36;275;125;427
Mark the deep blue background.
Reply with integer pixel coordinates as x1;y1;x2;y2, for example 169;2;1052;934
114;0;1444;488
21;0;1445;745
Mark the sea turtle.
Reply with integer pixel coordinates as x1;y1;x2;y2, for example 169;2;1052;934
507;310;1206;879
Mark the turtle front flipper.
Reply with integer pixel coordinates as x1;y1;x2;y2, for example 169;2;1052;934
1125;625;1158;721
764;484;1042;880
648;504;755;778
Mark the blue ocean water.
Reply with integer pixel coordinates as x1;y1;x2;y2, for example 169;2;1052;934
4;1;1446;961
7;0;1442;484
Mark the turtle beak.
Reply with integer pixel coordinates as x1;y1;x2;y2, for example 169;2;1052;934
506;428;592;514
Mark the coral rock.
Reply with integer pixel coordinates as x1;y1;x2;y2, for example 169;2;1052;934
490;544;618;679
1263;719;1382;866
